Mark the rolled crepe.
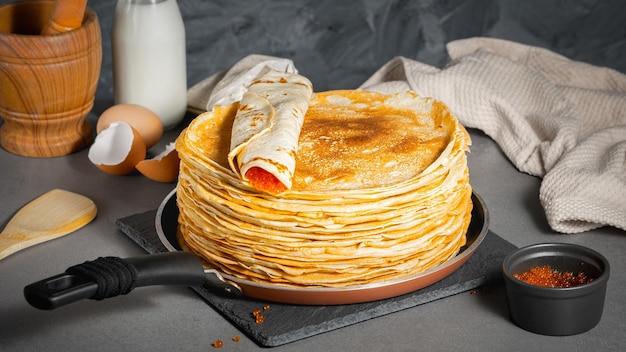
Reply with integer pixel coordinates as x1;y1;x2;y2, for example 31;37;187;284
228;70;313;194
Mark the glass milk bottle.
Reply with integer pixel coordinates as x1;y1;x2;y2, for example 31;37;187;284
112;0;187;130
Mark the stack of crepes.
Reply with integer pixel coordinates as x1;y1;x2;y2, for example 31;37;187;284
175;70;473;288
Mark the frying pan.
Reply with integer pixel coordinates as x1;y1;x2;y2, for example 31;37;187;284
24;189;489;309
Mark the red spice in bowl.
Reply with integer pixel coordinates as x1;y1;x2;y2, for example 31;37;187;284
513;265;594;288
502;243;610;336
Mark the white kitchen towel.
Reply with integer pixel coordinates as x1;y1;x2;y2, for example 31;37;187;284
361;37;626;233
186;39;626;233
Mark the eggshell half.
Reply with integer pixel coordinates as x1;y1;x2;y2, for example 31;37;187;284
88;122;147;175
96;104;163;148
136;142;180;183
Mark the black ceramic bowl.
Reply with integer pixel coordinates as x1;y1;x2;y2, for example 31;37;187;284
502;243;610;336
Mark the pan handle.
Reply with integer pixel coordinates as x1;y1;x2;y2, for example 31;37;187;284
24;252;207;310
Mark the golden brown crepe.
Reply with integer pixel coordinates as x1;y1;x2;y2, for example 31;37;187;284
175;89;472;288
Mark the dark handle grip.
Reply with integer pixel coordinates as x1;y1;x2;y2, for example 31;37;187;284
24;252;206;310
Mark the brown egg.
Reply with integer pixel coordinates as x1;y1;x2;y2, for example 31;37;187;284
136;142;180;183
96;104;163;149
88;122;147;175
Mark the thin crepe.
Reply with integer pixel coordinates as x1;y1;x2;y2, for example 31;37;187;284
228;70;313;194
176;90;472;288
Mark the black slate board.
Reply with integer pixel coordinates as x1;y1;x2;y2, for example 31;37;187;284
116;210;516;347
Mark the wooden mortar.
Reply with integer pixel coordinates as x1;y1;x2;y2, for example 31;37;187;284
0;0;102;157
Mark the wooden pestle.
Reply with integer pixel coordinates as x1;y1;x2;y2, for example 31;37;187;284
41;0;88;35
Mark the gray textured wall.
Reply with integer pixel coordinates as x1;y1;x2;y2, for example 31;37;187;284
3;0;626;98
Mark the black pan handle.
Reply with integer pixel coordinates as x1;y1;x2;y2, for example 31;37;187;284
24;252;206;310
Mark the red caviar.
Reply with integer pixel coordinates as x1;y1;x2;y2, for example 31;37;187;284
513;265;593;288
245;167;287;194
252;308;265;324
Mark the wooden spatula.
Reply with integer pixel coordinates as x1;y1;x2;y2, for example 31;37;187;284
0;189;96;260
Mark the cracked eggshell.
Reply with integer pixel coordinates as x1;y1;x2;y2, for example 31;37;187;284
96;104;163;149
136;142;180;183
88;122;147;175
